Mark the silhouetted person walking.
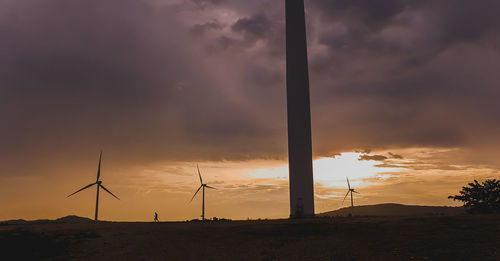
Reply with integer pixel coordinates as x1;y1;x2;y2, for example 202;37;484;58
154;212;159;222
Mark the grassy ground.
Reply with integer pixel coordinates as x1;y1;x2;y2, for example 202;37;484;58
1;214;499;261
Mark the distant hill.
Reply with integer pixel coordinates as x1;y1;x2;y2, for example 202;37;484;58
319;203;465;217
55;215;95;223
1;215;94;225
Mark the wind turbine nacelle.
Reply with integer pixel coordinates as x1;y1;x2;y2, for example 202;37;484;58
97;181;102;185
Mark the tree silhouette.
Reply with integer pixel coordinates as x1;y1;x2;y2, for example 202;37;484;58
449;179;500;213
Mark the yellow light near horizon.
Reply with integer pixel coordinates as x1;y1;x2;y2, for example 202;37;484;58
247;152;402;189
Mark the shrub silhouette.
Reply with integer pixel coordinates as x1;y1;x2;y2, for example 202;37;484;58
449;179;500;213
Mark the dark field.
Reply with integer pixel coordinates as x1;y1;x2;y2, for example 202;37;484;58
1;215;499;261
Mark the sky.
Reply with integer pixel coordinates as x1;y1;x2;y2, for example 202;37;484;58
1;0;499;221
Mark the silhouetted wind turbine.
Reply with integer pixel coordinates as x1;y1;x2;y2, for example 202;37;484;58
343;177;360;208
67;151;119;221
190;164;216;221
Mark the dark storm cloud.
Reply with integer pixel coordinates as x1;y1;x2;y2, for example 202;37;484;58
306;0;500;164
211;13;281;54
232;14;271;39
0;0;285;177
315;0;409;27
2;0;500;178
313;0;500;52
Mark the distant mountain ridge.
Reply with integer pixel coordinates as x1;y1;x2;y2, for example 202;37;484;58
319;203;465;217
1;215;94;225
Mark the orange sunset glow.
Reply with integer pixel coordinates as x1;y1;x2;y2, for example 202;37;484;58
1;148;496;221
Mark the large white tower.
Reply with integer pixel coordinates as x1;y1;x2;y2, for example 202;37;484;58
286;0;315;217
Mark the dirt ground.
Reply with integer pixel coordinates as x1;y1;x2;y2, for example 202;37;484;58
1;214;499;261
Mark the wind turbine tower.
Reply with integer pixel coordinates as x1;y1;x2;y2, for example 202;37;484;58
286;0;315;217
343;177;360;208
190;165;216;221
67;151;120;221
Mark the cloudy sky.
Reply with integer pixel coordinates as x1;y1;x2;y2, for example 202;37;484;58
1;0;499;221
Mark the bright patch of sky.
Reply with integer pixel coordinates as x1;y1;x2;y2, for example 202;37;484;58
247;152;403;188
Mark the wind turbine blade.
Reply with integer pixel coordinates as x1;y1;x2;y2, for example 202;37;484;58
342;190;349;203
96;151;102;182
99;184;120;200
190;186;202;203
353;190;360;194
346;177;351;190
197;164;203;184
205;185;216;190
67;183;96;197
